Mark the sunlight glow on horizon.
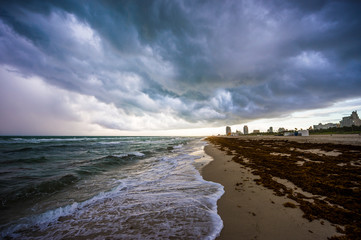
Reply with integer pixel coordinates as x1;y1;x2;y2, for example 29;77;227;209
1;1;360;136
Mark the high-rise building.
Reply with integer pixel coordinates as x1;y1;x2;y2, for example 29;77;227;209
226;126;231;136
340;111;361;127
243;125;248;135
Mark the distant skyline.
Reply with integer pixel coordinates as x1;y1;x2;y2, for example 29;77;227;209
1;1;361;136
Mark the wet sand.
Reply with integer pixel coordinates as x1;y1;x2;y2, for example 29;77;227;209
202;135;361;239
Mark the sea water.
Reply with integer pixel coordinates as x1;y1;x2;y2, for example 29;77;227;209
0;136;223;239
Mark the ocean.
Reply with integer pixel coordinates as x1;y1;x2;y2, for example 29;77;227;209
0;136;223;239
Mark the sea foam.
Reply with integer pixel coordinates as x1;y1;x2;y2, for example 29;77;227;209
0;137;223;240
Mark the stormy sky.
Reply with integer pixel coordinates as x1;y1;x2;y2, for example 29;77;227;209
0;0;360;135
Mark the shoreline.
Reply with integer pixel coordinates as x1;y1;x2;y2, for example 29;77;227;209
200;135;361;239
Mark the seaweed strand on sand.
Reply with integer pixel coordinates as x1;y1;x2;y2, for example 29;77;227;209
206;136;361;240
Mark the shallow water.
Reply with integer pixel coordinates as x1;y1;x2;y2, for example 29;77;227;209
0;136;223;239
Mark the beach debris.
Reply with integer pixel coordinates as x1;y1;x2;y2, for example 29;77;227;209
206;136;361;240
283;202;297;208
248;211;256;216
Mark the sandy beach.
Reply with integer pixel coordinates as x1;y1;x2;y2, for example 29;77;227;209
202;135;361;240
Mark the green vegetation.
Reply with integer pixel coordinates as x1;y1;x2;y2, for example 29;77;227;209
310;125;361;135
248;132;275;136
244;126;361;136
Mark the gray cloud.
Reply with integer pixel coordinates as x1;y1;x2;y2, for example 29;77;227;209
0;0;360;132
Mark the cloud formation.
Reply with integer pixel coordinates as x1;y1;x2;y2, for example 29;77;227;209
0;0;360;133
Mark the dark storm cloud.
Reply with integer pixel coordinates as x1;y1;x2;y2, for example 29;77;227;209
0;0;360;130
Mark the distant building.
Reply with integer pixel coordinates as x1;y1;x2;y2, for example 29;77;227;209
284;132;294;136
253;130;260;134
235;130;243;136
340;111;361;127
313;123;338;130
267;127;273;133
298;130;309;136
243;125;249;135
226;126;231;136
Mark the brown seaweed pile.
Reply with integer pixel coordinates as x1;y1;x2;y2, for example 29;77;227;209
206;136;361;240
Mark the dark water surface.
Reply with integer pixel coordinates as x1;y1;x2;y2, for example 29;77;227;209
0;136;223;239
